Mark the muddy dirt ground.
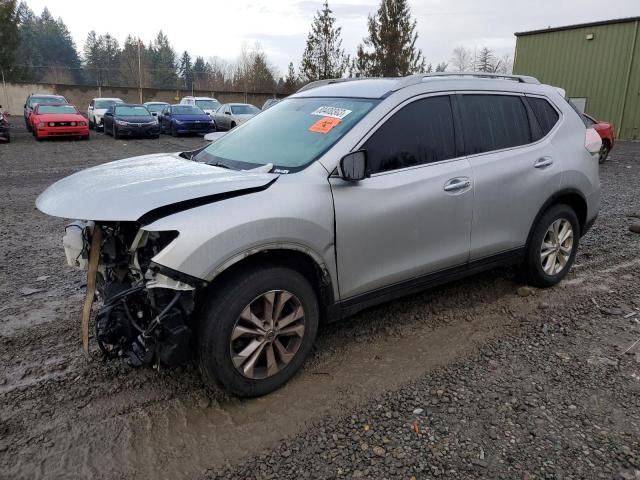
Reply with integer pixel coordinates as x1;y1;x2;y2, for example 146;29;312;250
0;127;639;480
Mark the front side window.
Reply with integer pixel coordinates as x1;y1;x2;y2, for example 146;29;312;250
194;97;377;172
363;96;457;174
459;94;531;155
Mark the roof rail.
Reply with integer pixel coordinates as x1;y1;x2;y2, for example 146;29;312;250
296;77;363;93
393;72;540;90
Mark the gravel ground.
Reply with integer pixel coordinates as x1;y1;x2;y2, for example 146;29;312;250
1;127;639;480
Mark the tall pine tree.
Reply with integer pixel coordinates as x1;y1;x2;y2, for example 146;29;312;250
353;0;425;77
300;0;349;81
0;0;19;80
149;31;177;88
179;51;193;90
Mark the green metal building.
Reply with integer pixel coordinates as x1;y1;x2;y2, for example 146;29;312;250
513;17;640;140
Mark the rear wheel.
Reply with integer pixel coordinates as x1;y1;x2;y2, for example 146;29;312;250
230;121;236;129
598;140;611;164
197;266;319;397
524;204;579;287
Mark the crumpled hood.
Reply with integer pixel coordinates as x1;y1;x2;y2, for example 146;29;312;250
36;152;278;222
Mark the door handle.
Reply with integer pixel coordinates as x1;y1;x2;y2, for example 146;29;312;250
443;177;471;192
534;157;554;169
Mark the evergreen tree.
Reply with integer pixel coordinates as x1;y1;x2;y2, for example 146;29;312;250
300;0;348;81
476;47;497;73
149;31;177;88
435;62;447;72
36;7;82;81
250;51;275;92
283;62;299;93
119;35;151;87
353;0;425;77
0;0;19;80
179;51;193;89
192;56;208;88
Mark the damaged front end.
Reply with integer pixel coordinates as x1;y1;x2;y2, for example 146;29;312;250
64;221;202;368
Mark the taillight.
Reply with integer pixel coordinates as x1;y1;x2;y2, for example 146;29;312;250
585;128;602;155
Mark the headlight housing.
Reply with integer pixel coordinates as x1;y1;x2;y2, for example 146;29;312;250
116;120;128;126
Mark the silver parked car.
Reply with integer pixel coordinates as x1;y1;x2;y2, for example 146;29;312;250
212;102;260;130
36;73;601;397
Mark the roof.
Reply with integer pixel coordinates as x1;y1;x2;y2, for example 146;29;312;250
144;101;169;104
92;97;123;101
293;73;541;99
515;16;640;37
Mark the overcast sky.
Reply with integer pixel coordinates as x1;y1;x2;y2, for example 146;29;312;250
24;0;640;75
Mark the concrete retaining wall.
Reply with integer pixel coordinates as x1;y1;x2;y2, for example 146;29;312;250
1;82;279;117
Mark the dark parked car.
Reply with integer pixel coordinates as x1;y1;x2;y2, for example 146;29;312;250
24;93;68;131
0;105;9;143
103;104;160;139
159;104;216;136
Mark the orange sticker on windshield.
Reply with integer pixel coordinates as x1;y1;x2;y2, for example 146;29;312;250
309;116;341;134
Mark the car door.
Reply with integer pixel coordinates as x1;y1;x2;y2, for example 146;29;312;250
458;93;562;260
103;105;114;131
330;95;473;300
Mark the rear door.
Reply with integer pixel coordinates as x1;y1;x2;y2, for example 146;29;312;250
458;93;562;260
330;94;473;299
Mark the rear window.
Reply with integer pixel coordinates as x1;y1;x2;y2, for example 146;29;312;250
527;97;560;137
231;104;260;115
459;94;531;155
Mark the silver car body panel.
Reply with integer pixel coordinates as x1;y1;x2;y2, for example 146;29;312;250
37;74;600;306
36;153;277;222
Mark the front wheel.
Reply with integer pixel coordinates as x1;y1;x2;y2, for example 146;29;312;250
112;124;119;139
523;204;580;288
197;266;319;397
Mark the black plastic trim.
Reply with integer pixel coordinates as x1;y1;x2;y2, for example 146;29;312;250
337;247;525;319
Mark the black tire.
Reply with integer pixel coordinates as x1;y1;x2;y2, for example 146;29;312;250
230;122;236;129
598;140;611;164
524;204;580;288
25;118;31;132
197;265;319;397
104;122;110;136
89;118;94;130
170;124;178;137
112;124;119;139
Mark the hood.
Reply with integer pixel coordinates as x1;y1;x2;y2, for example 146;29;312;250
36;153;278;222
35;113;86;122
174;114;212;122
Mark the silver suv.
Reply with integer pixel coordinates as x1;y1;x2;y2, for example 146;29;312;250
37;73;602;397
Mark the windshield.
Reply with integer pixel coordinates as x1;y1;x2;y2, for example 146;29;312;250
231;104;260;115
115;106;151;116
146;103;167;113
29;96;66;107
95;99;121;109
195;99;220;110
195;97;378;172
173;105;205;115
38;105;78;114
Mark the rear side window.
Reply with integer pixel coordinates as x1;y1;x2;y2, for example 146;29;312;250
528;97;560;137
364;96;456;174
459;94;531;155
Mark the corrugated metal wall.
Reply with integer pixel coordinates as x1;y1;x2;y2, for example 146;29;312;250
513;19;639;140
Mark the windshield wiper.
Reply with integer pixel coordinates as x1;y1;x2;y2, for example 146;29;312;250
209;161;231;169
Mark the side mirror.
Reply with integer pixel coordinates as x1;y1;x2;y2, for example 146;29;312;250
88;106;93;110
225;111;231;115
339;150;368;182
151;112;157;116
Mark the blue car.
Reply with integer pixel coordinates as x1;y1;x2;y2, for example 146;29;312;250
159;104;216;136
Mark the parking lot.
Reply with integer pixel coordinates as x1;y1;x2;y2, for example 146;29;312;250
1;127;639;479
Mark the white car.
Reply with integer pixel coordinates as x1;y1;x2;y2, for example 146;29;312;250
179;96;221;116
144;101;169;117
88;98;124;130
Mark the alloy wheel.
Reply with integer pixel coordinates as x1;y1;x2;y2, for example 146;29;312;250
229;290;305;380
540;218;574;275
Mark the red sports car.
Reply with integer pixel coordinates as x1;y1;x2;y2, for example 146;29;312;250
30;104;89;141
582;113;615;163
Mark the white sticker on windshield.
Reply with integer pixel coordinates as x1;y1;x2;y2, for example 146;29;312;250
311;106;352;119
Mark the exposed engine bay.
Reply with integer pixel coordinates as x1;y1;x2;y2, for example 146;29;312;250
64;221;198;367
